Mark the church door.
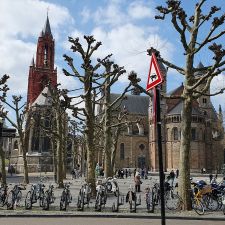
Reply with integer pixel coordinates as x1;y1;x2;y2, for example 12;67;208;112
138;156;146;169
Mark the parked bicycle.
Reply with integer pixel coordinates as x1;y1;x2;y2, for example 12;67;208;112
77;181;92;211
105;177;119;197
145;186;154;213
95;179;107;211
25;183;45;209
126;186;141;213
42;184;55;210
0;184;8;207
60;183;72;210
6;184;23;210
111;187;124;212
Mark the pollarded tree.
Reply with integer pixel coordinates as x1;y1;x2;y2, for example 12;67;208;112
3;95;30;184
0;74;9;185
31;84;69;188
63;36;108;191
130;0;225;210
97;58;132;177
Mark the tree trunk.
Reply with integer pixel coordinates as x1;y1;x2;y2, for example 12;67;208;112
21;143;29;184
85;83;96;195
111;127;120;173
52;140;57;183
178;96;192;210
0;141;6;185
56;139;64;188
20;132;29;184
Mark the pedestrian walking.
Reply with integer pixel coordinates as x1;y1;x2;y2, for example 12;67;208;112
170;170;175;187
133;168;136;177
125;169;128;178
128;169;131;177
134;172;142;192
176;168;179;178
209;174;213;183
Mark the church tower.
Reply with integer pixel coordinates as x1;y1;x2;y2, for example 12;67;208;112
27;15;57;105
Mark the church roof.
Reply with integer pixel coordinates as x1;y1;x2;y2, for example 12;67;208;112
167;101;201;115
32;87;52;106
110;93;149;115
166;84;184;113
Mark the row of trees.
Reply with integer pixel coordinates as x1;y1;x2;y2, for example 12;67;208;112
0;0;224;211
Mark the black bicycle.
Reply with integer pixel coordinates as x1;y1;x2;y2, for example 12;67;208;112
6;184;23;210
60;183;72;210
25;183;45;209
77;182;92;211
126;186;141;213
95;180;107;211
145;186;154;213
42;184;55;210
0;184;8;207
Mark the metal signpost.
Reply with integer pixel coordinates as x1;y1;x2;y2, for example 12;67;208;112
146;53;165;225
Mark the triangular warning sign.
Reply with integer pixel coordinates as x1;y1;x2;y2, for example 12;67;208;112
146;53;163;91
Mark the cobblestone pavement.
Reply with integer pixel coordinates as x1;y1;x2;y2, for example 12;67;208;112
0;173;224;219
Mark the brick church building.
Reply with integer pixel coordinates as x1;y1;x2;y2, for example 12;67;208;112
114;62;224;173
11;16;58;172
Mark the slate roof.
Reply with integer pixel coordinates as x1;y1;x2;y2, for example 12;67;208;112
168;101;202;115
110;93;149;115
32;87;52;106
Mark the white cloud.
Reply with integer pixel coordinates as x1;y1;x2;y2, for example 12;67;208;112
91;24;174;83
211;73;225;110
80;7;91;24
0;0;73;96
128;1;154;20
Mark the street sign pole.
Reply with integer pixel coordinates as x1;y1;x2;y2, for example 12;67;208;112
146;52;165;225
155;87;166;225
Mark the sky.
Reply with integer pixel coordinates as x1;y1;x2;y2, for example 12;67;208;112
0;0;224;118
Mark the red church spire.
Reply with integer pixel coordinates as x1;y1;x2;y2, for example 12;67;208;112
27;15;57;106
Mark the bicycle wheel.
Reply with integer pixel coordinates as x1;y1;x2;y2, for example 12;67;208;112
42;192;49;210
0;193;6;207
204;195;219;211
128;192;133;211
60;191;66;211
39;190;45;207
192;198;205;215
6;191;14;210
77;193;84;210
16;190;22;206
165;192;182;210
25;191;32;209
95;192;101;211
146;192;154;212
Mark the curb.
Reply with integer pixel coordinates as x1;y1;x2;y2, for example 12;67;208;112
0;213;224;221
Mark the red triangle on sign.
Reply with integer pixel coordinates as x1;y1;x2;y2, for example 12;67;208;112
146;53;163;91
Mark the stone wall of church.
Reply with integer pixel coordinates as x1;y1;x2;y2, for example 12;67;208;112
115;134;149;169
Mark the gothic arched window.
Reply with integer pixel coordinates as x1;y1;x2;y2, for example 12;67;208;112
173;127;179;140
120;143;125;160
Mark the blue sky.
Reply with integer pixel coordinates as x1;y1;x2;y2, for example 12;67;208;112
0;0;224;117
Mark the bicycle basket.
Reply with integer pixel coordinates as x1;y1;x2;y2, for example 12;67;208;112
199;185;212;195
